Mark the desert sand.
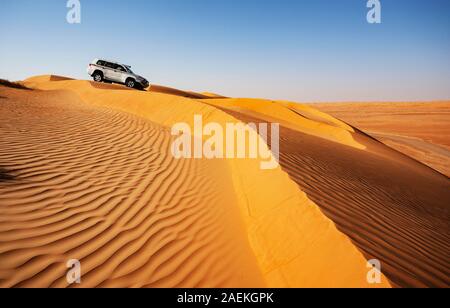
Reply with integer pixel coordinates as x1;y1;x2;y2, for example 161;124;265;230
0;76;448;288
312;102;450;177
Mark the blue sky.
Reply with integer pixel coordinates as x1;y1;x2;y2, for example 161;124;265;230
0;0;449;102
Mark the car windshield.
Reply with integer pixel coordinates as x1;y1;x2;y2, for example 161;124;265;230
125;67;134;74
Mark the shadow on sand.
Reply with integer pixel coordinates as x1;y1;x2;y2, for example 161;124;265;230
0;79;30;90
0;167;16;182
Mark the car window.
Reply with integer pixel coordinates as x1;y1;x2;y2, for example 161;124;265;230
104;62;115;69
97;60;105;66
115;65;125;72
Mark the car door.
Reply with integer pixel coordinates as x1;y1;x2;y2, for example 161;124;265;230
112;64;127;83
103;62;117;81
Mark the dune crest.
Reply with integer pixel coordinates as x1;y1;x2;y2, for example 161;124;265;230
204;98;365;150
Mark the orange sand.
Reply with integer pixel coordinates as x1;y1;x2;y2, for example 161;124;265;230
1;76;448;288
206;99;450;288
312;102;450;177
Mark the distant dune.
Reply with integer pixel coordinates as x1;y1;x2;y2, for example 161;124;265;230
312;102;450;177
0;76;448;288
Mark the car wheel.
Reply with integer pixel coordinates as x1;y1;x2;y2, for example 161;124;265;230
93;72;103;82
126;79;136;88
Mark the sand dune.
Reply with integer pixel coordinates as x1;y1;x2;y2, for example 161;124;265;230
312;102;450;177
0;76;448;288
206;99;450;288
0;83;264;287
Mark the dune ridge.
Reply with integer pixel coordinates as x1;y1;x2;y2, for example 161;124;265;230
0;76;388;287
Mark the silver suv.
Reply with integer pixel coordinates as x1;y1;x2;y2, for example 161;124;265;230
87;58;149;89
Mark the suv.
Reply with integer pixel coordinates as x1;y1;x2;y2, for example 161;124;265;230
87;59;149;89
